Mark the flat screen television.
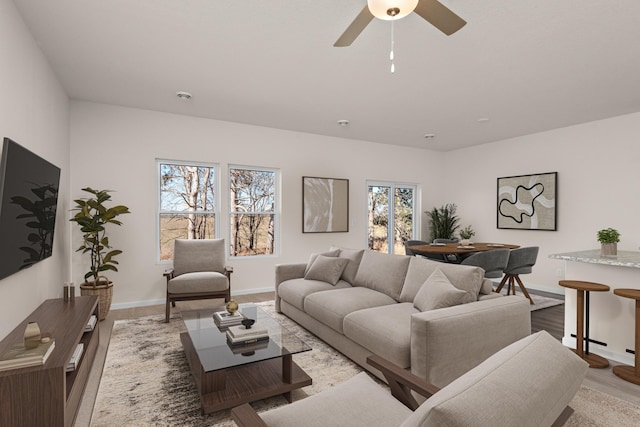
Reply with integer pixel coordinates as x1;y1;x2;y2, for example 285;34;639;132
0;138;61;281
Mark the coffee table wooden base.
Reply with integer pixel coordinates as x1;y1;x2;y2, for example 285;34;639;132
181;332;312;414
570;349;609;368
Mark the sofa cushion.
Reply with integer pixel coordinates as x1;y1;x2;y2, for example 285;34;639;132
401;331;589;427
354;251;411;301
304;248;341;275
260;372;412;427
413;269;467;311
400;257;484;304
331;246;365;284
304;287;396;334
344;303;417;368
278;278;351;311
304;255;349;285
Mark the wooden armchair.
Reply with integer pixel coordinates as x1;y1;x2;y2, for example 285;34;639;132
164;238;232;322
231;331;586;427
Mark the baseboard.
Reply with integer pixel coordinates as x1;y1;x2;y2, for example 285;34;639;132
111;287;274;310
562;336;635;366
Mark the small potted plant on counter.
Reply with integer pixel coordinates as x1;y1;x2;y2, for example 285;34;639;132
597;227;620;256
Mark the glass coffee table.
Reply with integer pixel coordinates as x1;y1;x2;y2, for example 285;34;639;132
180;303;312;414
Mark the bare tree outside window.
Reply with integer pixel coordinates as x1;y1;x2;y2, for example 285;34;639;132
367;182;417;254
229;167;277;256
158;162;217;260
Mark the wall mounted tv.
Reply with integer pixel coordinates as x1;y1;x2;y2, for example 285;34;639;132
0;138;61;281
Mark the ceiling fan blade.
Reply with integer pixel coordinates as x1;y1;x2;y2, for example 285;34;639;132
414;0;466;36
334;6;374;47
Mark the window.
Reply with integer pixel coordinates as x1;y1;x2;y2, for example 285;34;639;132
157;160;218;261
367;181;419;255
229;166;278;257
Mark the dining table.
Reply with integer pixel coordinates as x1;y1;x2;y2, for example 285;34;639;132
407;242;520;259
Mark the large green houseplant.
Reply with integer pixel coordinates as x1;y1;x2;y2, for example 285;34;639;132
70;188;130;319
427;203;460;242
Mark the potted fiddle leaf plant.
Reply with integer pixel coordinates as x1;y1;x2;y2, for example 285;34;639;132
70;188;130;320
597;227;620;257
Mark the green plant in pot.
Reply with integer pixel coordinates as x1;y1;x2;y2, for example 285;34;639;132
427;203;460;242
459;225;475;246
597;227;620;257
70;188;130;320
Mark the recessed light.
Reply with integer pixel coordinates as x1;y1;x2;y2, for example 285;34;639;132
424;134;436;139
176;91;192;100
337;119;350;126
477;118;490;123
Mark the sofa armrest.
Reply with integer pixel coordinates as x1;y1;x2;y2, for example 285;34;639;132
410;295;530;388
274;263;307;312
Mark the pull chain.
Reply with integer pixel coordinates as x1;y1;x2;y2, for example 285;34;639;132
390;16;395;73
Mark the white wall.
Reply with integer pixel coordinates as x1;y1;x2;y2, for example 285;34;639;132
70;101;444;307
444;112;640;294
0;0;70;339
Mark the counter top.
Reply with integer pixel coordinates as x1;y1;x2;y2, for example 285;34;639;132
549;249;640;269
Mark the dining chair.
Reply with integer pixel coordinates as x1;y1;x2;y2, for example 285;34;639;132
404;240;429;256
495;247;539;304
460;249;510;279
163;238;233;322
433;238;461;262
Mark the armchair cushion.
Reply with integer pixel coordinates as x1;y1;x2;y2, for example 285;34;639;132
173;238;225;276
304;255;349;285
259;372;411;427
167;271;228;294
413;269;467;311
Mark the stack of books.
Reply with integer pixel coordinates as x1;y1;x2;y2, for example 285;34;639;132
84;315;97;332
226;324;269;346
0;339;55;371
66;343;84;372
213;310;244;328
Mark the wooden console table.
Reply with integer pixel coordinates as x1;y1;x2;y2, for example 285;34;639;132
0;296;99;427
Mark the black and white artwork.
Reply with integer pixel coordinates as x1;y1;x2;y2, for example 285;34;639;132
497;172;557;231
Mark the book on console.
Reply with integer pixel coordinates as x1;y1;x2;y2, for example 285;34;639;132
0;339;55;371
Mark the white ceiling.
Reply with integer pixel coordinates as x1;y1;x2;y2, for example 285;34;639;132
14;0;640;151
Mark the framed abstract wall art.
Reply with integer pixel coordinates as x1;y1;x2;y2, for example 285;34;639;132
497;172;557;231
302;176;349;233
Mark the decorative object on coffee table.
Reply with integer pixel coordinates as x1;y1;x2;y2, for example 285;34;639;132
241;318;255;329
226;299;239;314
70;187;130;320
597;227;620;256
23;321;41;349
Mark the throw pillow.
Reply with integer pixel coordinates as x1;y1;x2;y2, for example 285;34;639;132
304;248;341;275
304;255;350;286
330;246;365;284
414;269;467;311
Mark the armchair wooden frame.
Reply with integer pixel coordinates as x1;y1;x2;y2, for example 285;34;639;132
163;266;233;323
231;354;574;427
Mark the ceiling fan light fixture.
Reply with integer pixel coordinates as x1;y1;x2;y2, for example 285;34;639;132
367;0;419;20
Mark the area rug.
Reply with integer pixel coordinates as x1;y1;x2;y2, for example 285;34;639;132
493;288;564;311
91;302;638;427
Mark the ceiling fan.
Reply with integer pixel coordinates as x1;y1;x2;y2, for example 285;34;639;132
334;0;466;47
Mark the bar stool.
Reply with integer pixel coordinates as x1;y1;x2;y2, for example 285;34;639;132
612;289;640;385
559;280;610;368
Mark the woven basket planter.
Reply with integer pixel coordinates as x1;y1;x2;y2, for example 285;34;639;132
80;281;113;320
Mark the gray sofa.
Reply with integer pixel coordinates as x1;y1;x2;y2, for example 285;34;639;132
275;247;531;387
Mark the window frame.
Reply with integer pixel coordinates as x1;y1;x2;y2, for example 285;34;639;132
228;164;280;258
365;180;420;254
156;158;220;263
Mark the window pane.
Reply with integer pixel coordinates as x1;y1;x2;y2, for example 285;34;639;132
230;214;274;256
160;163;215;212
229;169;275;213
159;213;215;260
368;186;389;253
394;187;414;255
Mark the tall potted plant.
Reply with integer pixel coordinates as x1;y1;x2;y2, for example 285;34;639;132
70;188;130;320
597;227;620;256
427;203;460;242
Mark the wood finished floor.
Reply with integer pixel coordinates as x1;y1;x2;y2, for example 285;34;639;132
74;289;640;426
